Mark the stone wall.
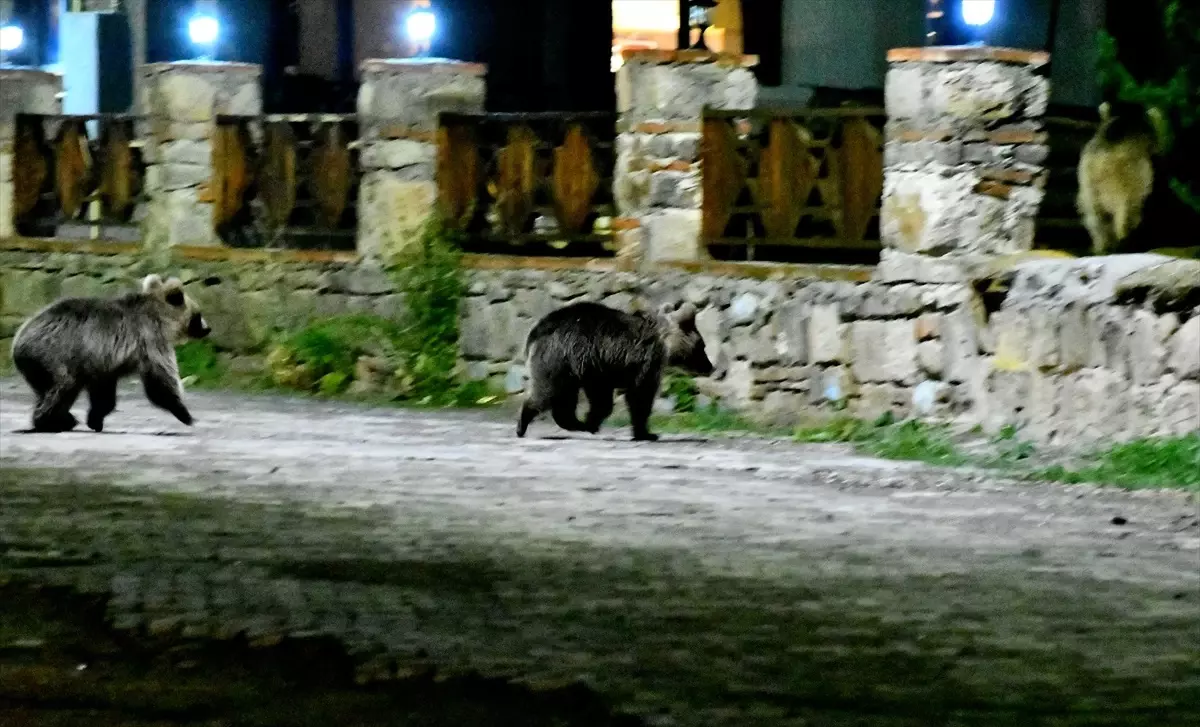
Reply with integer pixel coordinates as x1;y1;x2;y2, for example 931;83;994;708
2;243;1195;446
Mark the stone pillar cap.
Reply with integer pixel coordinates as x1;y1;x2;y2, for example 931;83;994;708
359;58;487;76
619;49;759;68
141;60;261;74
0;67;61;82
887;46;1050;66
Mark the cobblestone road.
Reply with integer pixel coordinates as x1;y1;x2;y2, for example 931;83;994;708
1;378;1198;726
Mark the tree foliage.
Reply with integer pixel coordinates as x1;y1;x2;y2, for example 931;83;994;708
1097;0;1200;213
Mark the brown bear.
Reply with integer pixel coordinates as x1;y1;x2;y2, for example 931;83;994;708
516;300;713;442
10;274;211;433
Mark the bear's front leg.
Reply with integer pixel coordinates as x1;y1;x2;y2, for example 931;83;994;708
142;365;193;426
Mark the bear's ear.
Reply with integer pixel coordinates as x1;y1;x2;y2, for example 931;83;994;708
161;279;186;307
672;302;697;327
141;274;164;294
1099;102;1111;121
658;302;677;318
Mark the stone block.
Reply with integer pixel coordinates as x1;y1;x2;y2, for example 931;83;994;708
850;320;918;383
941;307;981;383
1128;310;1169;386
648;170;701;209
356;173;436;261
807;304;845;365
694;305;727;369
359;140;436;171
815;366;857;404
1158;380;1200;436
881;171;975;255
159;139;213;166
1057;304;1092;373
1168;315;1200;380
917;339;945;378
459;297;521;361
984;369;1032;432
161;163;210;191
874;250;969;284
774;300;809;366
358;59;487;134
619;59;758;121
883;64;926;121
730;325;778;366
0;69;63;140
911;379;952;416
856;383;912;421
642;209;702;262
929;62;1024;122
759;390;812;425
990;309;1031;372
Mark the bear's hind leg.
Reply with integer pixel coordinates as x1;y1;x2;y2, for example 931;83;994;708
86;377;119;432
581;384;614;434
624;379;660;442
32;379;81;433
550;384;589;432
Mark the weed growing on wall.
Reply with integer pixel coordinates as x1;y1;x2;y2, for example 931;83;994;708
385;217;493;406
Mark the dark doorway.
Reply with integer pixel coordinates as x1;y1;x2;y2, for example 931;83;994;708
431;0;615;112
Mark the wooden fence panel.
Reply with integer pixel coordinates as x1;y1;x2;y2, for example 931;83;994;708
213;114;360;250
8;114;146;240
435;111;616;258
701;107;886;264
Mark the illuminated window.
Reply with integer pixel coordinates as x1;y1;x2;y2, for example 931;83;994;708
612;1;742;71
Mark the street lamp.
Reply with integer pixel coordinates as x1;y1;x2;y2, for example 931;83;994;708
188;1;220;61
405;2;436;56
0;23;22;54
688;0;717;51
961;0;997;27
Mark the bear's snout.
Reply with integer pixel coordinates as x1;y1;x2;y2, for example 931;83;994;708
188;313;211;339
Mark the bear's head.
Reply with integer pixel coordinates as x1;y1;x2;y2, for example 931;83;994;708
659;302;713;376
141;274;212;342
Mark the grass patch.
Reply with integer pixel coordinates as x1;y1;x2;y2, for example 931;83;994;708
794;412;968;467
1035;434;1200;490
175;339;226;387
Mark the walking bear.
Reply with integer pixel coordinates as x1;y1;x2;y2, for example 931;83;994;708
11;274;212;433
1077;101;1168;254
516;300;713;442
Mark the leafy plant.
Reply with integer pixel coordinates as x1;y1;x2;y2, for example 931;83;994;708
175;340;226;388
1097;0;1200;213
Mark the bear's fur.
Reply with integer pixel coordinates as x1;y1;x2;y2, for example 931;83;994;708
516;301;713;442
1077;101;1168;255
11;274;212;433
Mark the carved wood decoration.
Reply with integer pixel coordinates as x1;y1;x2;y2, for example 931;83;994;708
436;121;480;231
753;119;819;240
98;120;136;222
700;117;746;240
700;109;885;259
550;124;599;234
11;116;49;225
259;121;298;232
493;124;537;236
55;120;91;220
211;121;252;230
837;117;883;241
310;122;353;229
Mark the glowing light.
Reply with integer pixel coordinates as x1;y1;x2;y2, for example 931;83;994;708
0;24;24;53
961;0;996;27
405;10;436;45
188;15;219;46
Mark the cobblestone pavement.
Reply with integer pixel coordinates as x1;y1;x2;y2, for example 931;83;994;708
1;378;1198;726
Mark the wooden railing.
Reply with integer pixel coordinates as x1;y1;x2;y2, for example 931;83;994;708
10;114;146;240
436;111;617;257
701;107;885;265
212;114;360;250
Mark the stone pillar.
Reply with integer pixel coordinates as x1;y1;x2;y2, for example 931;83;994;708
356;58;487;261
0;69;63;239
881;47;1050;267
139;61;261;247
614;50;758;266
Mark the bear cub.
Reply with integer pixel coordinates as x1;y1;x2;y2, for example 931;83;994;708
516;300;713;442
11;274;212;433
